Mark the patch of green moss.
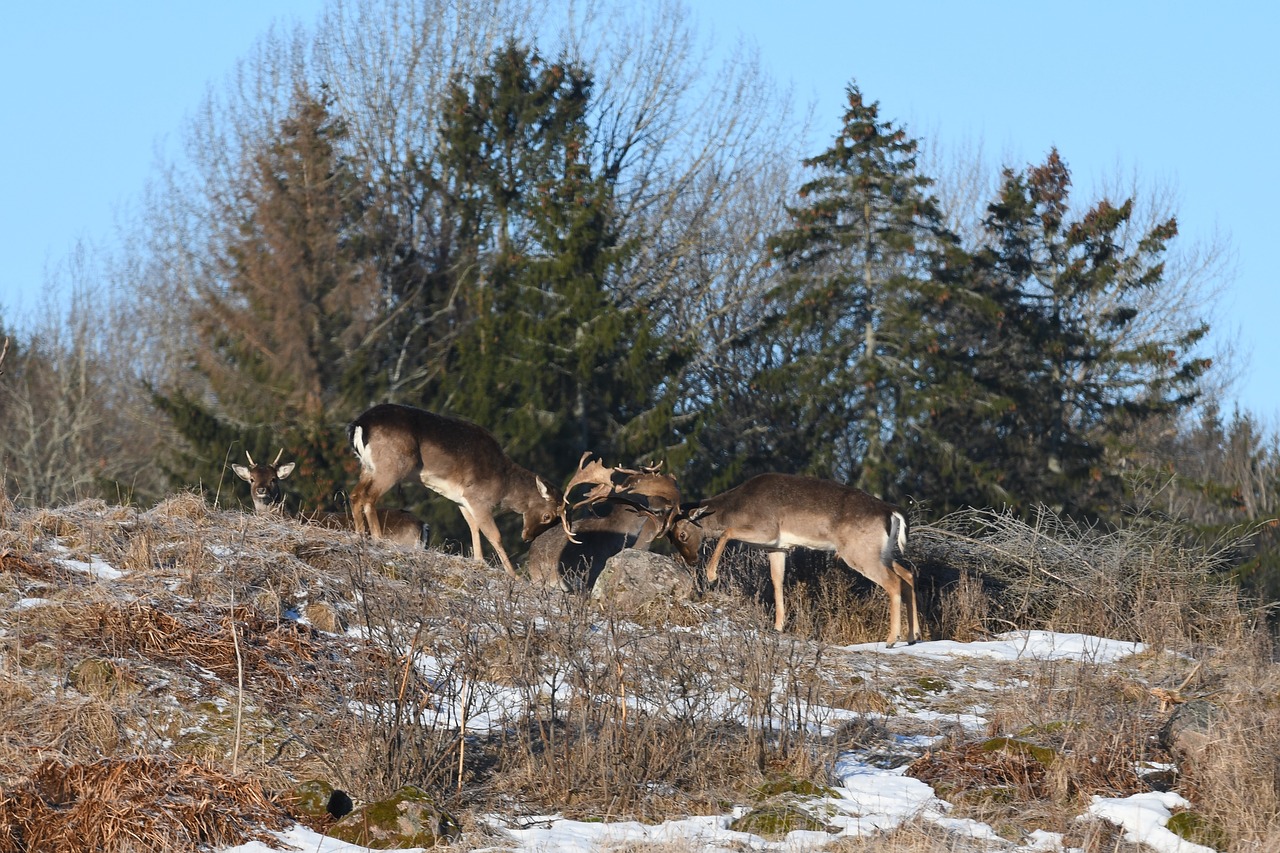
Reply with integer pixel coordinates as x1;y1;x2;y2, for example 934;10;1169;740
730;804;832;840
953;785;1018;805
330;785;461;849
980;736;1057;766
285;780;335;820
914;675;949;693
1166;811;1229;850
754;775;840;800
899;675;950;700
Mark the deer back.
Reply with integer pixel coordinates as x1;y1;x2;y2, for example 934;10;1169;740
528;501;655;590
350;403;560;541
680;473;902;554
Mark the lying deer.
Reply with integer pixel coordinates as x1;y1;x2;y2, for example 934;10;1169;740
671;473;919;646
527;500;663;591
348;403;562;577
530;454;684;591
232;450;426;548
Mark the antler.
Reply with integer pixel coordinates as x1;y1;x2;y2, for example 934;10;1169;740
561;453;617;541
560;454;683;541
563;453;626;503
245;449;256;466
616;468;682;537
272;448;284;466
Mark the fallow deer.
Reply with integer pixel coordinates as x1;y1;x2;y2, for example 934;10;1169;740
232;450;426;548
671;473;919;646
527;500;667;592
531;455;684;591
561;453;682;544
347;403;562;577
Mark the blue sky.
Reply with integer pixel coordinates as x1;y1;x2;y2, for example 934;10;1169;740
4;2;1277;419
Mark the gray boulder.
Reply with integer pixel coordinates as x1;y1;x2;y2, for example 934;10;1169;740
591;549;695;615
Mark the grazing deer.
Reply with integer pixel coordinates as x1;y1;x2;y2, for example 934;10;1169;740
347;403;562;577
232;450;426;548
671;473;919;646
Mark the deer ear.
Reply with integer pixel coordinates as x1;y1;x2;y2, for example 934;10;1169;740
232;464;251;481
277;462;296;479
536;476;552;500
689;505;713;523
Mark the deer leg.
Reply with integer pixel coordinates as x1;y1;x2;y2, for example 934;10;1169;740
470;508;519;578
457;505;485;562
839;546;904;647
885;573;903;648
705;528;741;584
768;550;788;631
350;481;368;536
365;502;386;539
351;480;385;538
893;561;921;643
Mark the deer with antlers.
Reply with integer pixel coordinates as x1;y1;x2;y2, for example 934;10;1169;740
559;453;682;544
529;454;683;589
347;403;562;577
232;449;426;548
671;473;920;646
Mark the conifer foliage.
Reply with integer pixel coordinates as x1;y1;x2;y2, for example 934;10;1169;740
755;84;957;498
951;150;1209;517
142;43;1217;533
154;89;375;508
429;41;675;482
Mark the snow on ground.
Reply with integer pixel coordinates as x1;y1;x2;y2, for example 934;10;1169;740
46;540;126;580
214;630;1200;853
14;532;1193;852
855;630;1144;664
1087;792;1219;853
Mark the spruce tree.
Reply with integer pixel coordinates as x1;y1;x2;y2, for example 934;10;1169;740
155;88;375;508
953;150;1209;518
430;41;676;482
757;83;957;499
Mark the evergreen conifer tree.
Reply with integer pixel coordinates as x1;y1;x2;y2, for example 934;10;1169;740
430;41;676;482
952;150;1209;517
757;83;957;498
155;88;375;507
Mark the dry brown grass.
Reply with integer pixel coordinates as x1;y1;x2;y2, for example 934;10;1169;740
0;757;291;853
0;497;1275;851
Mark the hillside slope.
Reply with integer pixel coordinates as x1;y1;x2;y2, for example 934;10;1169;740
0;495;1273;852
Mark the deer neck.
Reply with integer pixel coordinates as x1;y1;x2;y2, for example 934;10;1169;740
499;465;544;513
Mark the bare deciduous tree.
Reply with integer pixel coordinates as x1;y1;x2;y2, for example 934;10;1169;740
0;246;167;506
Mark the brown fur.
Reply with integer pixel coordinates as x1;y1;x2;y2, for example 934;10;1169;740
671;473;919;646
528;500;670;591
348;403;561;576
232;456;425;548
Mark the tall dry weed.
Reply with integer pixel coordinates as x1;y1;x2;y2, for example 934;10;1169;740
914;506;1254;650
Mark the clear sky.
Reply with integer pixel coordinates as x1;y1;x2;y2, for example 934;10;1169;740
4;2;1277;420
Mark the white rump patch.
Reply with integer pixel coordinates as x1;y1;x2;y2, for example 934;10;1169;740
351;426;375;471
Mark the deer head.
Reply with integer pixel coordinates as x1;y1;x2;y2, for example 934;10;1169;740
232;449;295;514
561;454;682;542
